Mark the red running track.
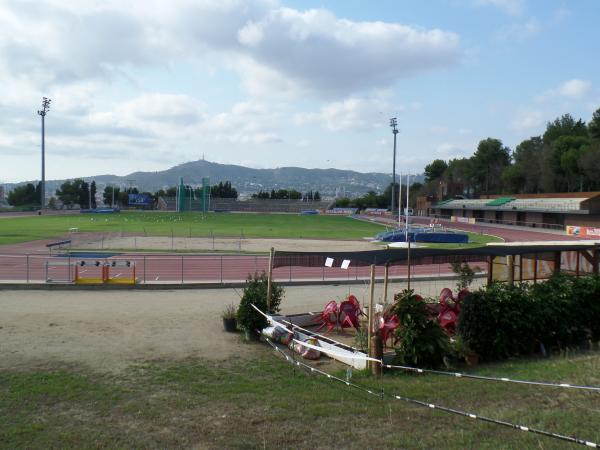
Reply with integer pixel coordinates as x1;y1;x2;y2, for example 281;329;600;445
0;253;458;284
0;218;584;284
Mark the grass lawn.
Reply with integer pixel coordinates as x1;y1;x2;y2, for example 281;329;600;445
1;350;598;449
0;212;387;246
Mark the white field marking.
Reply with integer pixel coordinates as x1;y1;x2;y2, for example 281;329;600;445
114;273;122;278
79;270;87;274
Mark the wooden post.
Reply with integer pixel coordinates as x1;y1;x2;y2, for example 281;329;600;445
487;255;493;285
383;264;389;305
367;264;376;363
519;255;523;283
407;239;411;291
370;335;383;375
533;253;538;284
554;251;561;275
267;247;274;312
507;255;514;286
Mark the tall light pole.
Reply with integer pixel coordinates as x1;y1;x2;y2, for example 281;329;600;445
389;118;398;215
37;97;51;209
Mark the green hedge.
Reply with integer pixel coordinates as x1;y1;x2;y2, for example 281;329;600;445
458;275;600;361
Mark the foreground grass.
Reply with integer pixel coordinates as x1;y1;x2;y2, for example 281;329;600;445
1;350;599;449
0;212;386;246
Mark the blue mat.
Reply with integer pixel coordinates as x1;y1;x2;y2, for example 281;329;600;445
376;228;469;243
415;232;468;244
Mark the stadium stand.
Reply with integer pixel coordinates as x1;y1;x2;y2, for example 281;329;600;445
430;192;600;229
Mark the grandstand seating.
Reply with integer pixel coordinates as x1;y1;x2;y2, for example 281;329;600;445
436;197;585;212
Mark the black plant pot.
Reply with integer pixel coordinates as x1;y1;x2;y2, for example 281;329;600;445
223;317;237;332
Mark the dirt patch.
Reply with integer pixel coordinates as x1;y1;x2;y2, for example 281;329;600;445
0;280;462;372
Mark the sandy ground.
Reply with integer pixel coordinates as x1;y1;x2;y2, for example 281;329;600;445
73;235;382;253
0;279;481;373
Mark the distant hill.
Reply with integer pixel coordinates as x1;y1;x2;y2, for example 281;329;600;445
6;160;425;198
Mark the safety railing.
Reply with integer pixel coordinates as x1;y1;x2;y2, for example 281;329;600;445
0;253;460;288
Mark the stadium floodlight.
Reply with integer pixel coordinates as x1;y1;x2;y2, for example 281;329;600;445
389;118;398;215
37;97;51;210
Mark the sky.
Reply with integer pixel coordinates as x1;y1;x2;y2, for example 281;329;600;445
1;0;599;183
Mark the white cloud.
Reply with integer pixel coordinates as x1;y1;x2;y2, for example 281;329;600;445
237;8;461;97
296;97;392;131
510;110;544;132
540;79;592;100
556;79;592;99
435;143;465;156
0;1;461;100
200;100;284;144
496;19;541;41
85;93;204;140
0;0;463;181
473;0;525;16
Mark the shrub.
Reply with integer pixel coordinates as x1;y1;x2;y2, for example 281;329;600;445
236;272;284;333
392;289;451;369
450;261;480;291
457;283;536;360
458;274;600;361
572;275;600;342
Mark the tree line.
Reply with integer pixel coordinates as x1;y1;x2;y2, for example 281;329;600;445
252;189;321;201
422;108;600;197
335;181;422;210
154;181;238;200
7;182;42;207
335;107;600;210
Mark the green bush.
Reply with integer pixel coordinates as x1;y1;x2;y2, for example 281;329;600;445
457;283;536;360
392;289;451;369
236;272;284;334
458;274;600;361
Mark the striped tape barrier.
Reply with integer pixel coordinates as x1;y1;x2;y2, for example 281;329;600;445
253;305;600;393
265;338;598;448
384;363;600;392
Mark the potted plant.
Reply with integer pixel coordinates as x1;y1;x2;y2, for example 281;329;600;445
222;304;237;332
237;272;284;341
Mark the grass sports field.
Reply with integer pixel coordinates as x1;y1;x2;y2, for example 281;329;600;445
0;212;387;246
0;211;502;247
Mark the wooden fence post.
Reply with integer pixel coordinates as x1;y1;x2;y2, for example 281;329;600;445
267;248;274;312
367;264;376;370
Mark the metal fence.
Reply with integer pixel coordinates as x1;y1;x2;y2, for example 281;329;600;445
0;253;459;287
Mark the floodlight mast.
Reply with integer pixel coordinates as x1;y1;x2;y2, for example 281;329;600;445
37;97;51;210
389;118;398;215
